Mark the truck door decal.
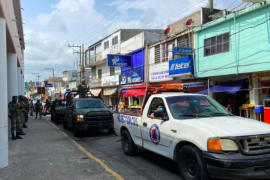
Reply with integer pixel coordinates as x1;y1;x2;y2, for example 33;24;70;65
117;114;139;127
149;124;161;145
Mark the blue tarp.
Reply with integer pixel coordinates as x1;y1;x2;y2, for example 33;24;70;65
196;79;246;94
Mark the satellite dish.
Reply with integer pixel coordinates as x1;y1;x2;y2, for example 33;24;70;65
164;27;170;35
185;19;193;26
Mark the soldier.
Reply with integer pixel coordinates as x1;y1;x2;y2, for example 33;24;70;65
35;99;42;119
8;96;23;140
22;97;29;127
30;99;34;116
77;79;89;98
44;96;52;115
18;95;27;135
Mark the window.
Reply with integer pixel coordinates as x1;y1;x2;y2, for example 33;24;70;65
162;43;169;62
92;67;96;79
110;67;115;76
204;33;230;56
147;98;167;118
112;36;118;46
76;99;105;109
98;69;102;79
154;45;160;64
104;41;109;50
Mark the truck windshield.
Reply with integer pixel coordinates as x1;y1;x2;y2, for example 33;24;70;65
166;95;231;119
76;99;105;109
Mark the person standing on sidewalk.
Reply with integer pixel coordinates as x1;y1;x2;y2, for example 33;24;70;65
18;95;27;136
30;99;34;116
44;96;52;115
22;97;29;127
35;99;42;119
8;96;23;140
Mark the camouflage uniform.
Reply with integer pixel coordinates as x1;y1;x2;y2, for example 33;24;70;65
30;100;34;116
8;96;23;140
35;100;42;119
18;95;27;135
77;79;89;98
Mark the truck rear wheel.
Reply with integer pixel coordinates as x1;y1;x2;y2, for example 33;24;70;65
177;145;211;180
121;130;137;156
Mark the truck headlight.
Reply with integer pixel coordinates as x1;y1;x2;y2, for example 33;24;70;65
208;139;238;151
76;115;84;121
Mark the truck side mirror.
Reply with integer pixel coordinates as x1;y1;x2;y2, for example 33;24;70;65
154;111;168;121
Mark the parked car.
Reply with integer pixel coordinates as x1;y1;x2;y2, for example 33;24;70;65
114;85;270;180
62;98;114;136
51;99;66;124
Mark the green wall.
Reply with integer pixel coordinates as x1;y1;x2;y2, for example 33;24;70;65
195;3;270;78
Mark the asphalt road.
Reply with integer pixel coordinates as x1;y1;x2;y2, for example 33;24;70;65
50;117;181;180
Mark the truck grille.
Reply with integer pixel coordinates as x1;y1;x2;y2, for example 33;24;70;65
85;111;112;121
240;134;270;155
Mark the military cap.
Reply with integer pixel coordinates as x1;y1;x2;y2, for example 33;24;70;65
18;95;24;100
12;96;18;99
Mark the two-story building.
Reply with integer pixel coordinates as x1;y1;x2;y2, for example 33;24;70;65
194;1;270;118
147;7;221;92
85;29;165;107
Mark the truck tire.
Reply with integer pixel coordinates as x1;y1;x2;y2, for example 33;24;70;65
63;120;68;129
177;145;211;180
121;130;137;156
72;125;79;137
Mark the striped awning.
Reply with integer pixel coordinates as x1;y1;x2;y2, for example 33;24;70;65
103;87;117;96
90;88;102;96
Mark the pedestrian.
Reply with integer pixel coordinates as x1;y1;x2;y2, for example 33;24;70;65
30;99;34;116
44;96;52;115
8;96;23;140
18;95;27;136
227;94;237;115
35;99;42;119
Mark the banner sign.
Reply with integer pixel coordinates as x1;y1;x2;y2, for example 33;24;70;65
149;62;173;82
102;75;120;86
169;56;194;77
255;71;270;78
121;67;144;85
107;54;132;67
173;47;193;55
45;84;53;88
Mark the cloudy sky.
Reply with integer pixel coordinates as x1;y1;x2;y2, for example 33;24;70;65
22;0;245;82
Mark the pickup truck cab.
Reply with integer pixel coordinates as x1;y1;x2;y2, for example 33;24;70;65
114;86;270;180
63;98;114;136
51;99;66;124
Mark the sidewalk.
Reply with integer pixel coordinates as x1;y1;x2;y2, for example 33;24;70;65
0;116;113;180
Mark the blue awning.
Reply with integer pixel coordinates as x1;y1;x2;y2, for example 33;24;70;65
196;79;246;94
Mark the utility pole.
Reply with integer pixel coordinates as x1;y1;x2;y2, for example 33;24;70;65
82;43;85;80
209;0;213;14
32;73;40;82
45;68;56;99
69;44;83;83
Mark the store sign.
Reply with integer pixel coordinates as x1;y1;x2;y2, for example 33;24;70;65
102;75;120;86
35;82;41;87
255;71;270;78
107;54;132;67
121;67;144;85
173;47;193;55
169;56;194;77
184;82;207;88
90;79;101;88
149;62;173;82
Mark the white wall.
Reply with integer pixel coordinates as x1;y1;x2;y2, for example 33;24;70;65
101;31;121;59
121;32;144;54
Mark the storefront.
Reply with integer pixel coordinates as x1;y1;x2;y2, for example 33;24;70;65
254;71;270;105
101;75;120;109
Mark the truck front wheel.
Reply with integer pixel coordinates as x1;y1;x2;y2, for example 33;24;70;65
121;130;137;156
177;145;211;180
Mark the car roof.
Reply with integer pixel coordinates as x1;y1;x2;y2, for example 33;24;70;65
151;93;207;98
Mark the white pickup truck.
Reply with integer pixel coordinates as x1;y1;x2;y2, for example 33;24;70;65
114;86;270;180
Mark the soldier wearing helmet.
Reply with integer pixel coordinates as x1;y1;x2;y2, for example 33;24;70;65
77;79;89;98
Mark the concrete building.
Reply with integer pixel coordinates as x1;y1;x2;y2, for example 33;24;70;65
0;0;25;168
194;1;270;118
62;69;91;91
85;29;165;107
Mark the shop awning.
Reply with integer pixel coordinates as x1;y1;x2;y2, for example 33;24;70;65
123;85;146;98
103;87;117;96
196;79;246;94
90;88;102;96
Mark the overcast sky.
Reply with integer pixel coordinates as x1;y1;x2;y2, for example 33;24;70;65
21;0;244;82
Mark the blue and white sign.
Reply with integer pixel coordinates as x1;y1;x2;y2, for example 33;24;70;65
121;67;144;85
149;62;173;82
173;47;193;55
45;84;53;88
107;54;132;67
35;82;41;87
169;56;194;77
117;114;138;127
149;124;161;145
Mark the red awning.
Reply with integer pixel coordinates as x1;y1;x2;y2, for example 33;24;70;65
123;85;146;98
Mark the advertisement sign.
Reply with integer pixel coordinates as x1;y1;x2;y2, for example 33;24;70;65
149;62;173;82
121;67;144;85
169;56;194;77
45;84;53;88
173;47;193;55
255;71;270;78
184;82;207;88
35;82;41;87
102;75;120;86
107;54;132;67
